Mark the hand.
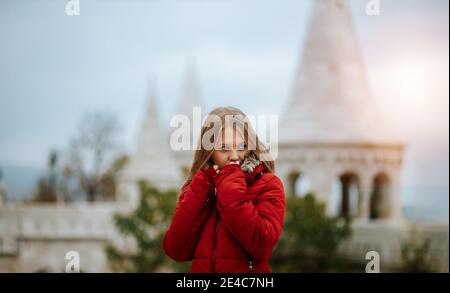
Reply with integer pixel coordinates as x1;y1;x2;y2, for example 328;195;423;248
212;162;244;188
215;162;239;174
203;164;219;184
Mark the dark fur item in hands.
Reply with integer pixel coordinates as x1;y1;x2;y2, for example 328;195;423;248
240;155;261;173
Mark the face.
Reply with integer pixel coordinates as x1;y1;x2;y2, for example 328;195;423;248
211;127;248;168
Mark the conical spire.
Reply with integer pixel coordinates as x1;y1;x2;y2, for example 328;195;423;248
136;77;163;156
177;57;204;116
118;78;180;206
174;57;204;149
280;0;393;144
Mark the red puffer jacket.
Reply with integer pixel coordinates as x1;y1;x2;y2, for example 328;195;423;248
163;163;285;273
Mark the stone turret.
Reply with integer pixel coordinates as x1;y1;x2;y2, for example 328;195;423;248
277;0;404;222
118;79;180;208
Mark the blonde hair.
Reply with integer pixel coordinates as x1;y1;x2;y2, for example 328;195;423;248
183;106;275;188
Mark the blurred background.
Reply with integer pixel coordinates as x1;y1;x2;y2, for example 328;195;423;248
0;0;448;272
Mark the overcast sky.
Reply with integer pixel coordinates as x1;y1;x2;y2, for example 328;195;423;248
0;0;448;212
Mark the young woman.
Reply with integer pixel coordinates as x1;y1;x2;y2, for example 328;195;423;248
163;106;285;273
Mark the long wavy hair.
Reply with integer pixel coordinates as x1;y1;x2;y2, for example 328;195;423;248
182;106;275;189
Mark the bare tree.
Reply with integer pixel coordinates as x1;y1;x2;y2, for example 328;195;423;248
69;112;123;202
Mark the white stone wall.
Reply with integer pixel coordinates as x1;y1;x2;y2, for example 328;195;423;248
0;203;131;272
338;221;449;272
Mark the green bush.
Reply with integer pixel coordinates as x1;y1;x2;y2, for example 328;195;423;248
271;193;353;272
105;180;189;272
397;225;436;273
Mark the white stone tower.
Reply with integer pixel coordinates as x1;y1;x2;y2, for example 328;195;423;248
118;79;181;208
171;59;205;179
277;0;404;222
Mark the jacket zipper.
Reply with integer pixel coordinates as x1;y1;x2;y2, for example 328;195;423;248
209;188;218;272
248;259;254;272
208;187;255;273
247;252;254;272
211;208;220;272
199;197;210;213
199;186;215;214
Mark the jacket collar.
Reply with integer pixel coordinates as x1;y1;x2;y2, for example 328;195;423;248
244;163;267;186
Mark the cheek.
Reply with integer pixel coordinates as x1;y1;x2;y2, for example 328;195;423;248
237;151;247;161
211;152;226;165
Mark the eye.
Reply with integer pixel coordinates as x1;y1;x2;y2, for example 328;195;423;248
221;144;232;151
237;144;247;150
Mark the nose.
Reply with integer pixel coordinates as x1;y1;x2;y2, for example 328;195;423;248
229;150;240;163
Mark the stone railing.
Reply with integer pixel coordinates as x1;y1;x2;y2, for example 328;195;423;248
0;203;125;255
338;220;449;272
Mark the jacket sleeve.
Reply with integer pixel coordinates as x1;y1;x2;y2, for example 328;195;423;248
162;166;217;262
214;164;285;260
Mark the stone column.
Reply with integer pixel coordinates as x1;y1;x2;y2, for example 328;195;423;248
358;175;372;220
389;169;402;220
310;167;333;215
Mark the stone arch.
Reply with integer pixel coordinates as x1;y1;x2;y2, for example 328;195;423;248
286;171;311;197
370;173;391;219
333;172;361;218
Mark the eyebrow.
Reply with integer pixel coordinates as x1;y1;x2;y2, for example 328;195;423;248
220;143;246;148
